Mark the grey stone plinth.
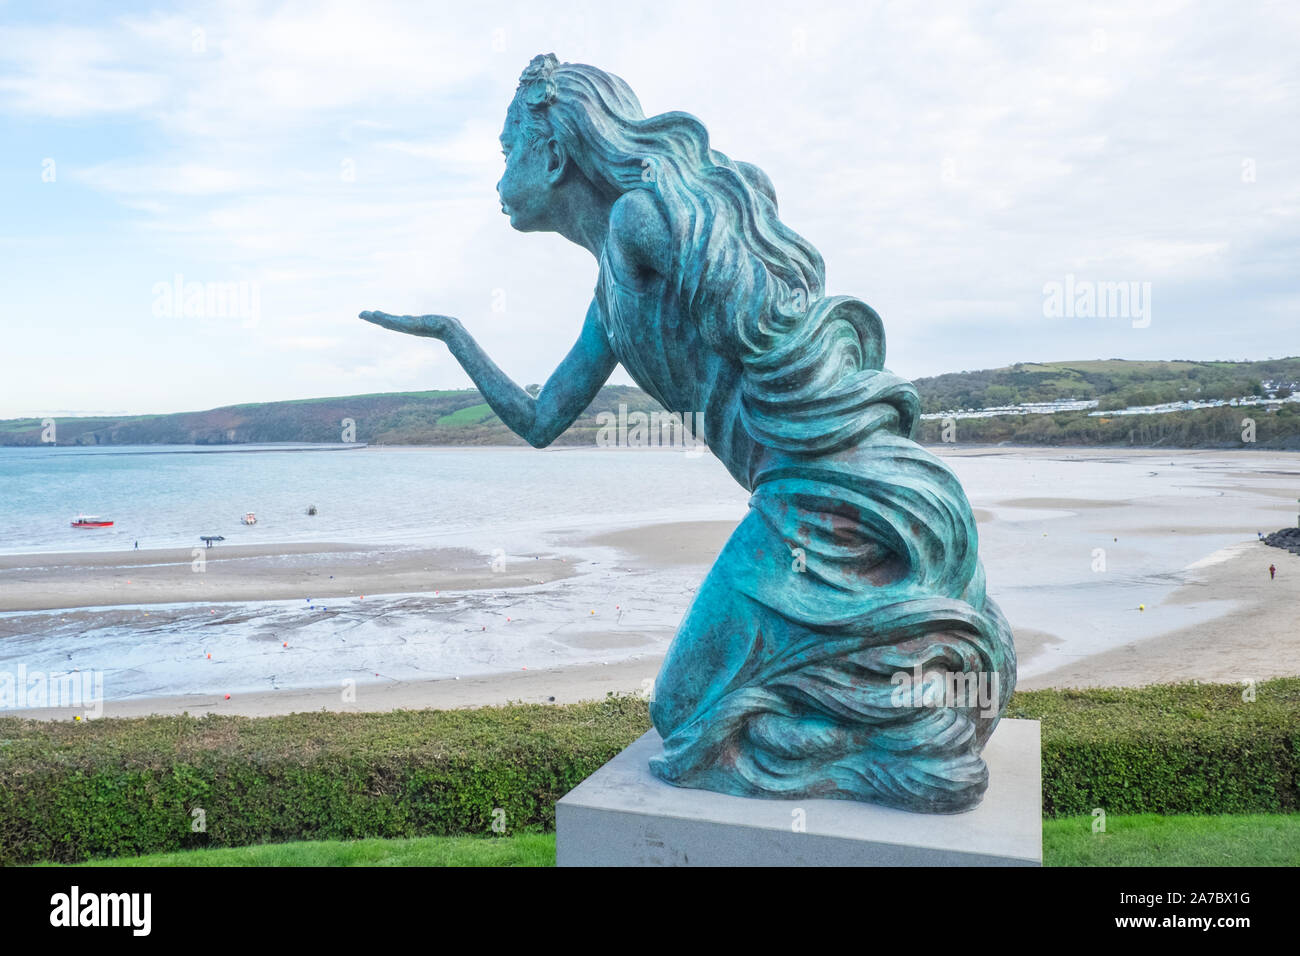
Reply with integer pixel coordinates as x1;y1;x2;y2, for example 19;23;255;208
556;719;1041;866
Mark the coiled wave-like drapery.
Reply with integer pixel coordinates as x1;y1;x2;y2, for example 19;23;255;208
646;294;1017;812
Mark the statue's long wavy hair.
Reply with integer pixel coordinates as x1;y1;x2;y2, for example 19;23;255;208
511;54;825;362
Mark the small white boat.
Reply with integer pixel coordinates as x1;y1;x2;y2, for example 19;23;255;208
242;512;257;525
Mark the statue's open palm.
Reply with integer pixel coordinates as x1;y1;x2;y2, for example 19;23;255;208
359;310;454;339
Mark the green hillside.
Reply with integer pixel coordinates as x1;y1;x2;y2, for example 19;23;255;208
0;386;662;448
3;357;1298;450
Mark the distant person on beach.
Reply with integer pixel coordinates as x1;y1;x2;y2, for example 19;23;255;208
1270;563;1276;580
134;541;138;550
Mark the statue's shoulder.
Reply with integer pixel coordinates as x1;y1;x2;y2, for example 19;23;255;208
608;190;671;277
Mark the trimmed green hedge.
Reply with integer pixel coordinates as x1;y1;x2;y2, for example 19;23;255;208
0;696;648;866
1;680;1296;865
1006;678;1299;817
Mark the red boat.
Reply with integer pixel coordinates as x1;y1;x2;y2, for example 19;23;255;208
71;515;114;528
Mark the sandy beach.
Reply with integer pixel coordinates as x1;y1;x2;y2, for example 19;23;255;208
3;446;1298;720
0;542;575;613
1017;539;1300;689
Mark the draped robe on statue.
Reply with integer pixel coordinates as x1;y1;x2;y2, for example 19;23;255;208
595;241;1017;813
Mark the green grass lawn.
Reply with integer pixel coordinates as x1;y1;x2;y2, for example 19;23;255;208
1043;813;1300;866
436;402;497;426
32;813;1300;867
38;832;557;867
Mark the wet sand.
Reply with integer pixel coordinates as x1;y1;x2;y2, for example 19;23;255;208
1018;540;1300;689
0;542;575;613
15;530;1292;721
15;656;665;721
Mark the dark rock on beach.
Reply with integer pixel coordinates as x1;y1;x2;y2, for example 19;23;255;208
1263;527;1300;556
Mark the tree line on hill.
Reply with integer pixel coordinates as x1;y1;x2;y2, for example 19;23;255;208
916;402;1300;449
911;357;1300;413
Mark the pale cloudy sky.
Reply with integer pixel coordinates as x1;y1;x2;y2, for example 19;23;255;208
1;0;1297;417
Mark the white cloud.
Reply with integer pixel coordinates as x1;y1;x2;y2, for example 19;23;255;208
1;0;1297;418
75;162;265;195
0;25;169;115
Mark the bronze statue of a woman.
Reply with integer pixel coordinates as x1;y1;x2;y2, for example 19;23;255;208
362;53;1016;813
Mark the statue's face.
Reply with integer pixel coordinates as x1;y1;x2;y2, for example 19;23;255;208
496;103;552;233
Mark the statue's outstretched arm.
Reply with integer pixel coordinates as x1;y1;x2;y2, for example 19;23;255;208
359;300;617;448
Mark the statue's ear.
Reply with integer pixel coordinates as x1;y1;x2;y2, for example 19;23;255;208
544;138;568;184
